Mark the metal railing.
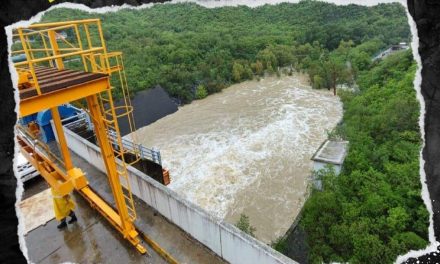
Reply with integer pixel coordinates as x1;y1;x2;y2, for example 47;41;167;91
107;130;162;165
63;115;161;165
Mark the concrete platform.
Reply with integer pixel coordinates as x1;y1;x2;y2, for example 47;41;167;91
22;148;226;264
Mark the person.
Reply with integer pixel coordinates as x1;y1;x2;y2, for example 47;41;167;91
51;186;77;229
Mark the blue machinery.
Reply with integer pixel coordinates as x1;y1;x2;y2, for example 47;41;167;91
20;104;80;143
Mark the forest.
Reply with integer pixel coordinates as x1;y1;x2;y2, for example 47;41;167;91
293;49;429;263
38;1;428;263
40;1;410;103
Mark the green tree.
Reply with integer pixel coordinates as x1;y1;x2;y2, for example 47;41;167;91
312;75;325;89
387;207;410;232
351;234;391;264
324;54;349;95
257;48;278;70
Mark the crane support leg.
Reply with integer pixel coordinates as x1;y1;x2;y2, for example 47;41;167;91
85;94;146;254
50;107;73;170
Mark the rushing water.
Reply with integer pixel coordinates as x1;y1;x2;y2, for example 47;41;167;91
133;74;342;242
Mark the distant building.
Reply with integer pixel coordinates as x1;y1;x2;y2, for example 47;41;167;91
372;42;410;61
311;139;349;190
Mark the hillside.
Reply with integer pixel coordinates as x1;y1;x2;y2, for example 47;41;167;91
295;50;428;263
40;1;410;102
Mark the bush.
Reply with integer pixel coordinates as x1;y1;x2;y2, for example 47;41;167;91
235;213;256;237
195;84;208;99
271;236;288;253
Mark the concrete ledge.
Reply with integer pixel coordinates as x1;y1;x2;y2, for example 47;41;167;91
58;123;298;264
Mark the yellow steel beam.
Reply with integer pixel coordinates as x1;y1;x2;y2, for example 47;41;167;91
11;48;51;54
136;229;179;264
19;77;109;117
12;48;82;54
86;94;129;224
17;28;41;95
50;107;73;170
25;19;100;29
14;24;76;37
48;29;64;70
79;186;123;227
40;31;54;67
85;94;146;254
97;20;111;71
17;135;74;196
79;187;147;254
83;23;93;49
14;47;104;67
74;24;88;69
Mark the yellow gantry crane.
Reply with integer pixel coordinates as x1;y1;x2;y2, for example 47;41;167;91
12;19;147;253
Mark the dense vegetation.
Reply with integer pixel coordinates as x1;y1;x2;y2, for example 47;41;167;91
40;1;410;103
299;50;429;263
38;2;428;263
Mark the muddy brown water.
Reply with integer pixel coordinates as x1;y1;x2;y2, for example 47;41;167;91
132;74;342;243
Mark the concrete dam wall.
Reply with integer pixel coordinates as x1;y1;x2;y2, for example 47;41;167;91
55;119;298;264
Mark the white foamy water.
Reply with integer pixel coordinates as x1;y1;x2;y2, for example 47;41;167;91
134;74;342;242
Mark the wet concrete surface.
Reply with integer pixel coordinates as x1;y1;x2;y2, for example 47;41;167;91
23;146;226;264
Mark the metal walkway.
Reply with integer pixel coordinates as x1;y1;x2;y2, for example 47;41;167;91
64;115;162;165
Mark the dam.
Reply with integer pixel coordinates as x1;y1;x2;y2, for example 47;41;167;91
14;18;340;263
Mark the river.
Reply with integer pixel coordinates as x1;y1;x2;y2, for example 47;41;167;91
133;74;342;242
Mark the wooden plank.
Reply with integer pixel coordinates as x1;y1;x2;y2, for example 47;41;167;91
31;68;57;75
46;72;106;88
36;69;75;79
39;73;107;94
19;88;38;99
35;67;55;73
22;65;48;70
20;74;107;102
38;71;85;84
19;68;108;100
19;77;108;116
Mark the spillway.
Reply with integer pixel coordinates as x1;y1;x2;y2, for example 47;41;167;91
134;74;343;242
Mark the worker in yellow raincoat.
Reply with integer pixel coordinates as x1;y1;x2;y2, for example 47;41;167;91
51;187;77;229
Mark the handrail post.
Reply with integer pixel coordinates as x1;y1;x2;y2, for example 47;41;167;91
48;29;64;70
17;28;41;95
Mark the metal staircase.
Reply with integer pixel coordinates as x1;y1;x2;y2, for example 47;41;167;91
82;51;140;221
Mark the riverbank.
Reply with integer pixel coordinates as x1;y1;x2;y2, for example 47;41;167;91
290;50;429;263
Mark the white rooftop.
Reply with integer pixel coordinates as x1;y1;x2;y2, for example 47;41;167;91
312;140;349;165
